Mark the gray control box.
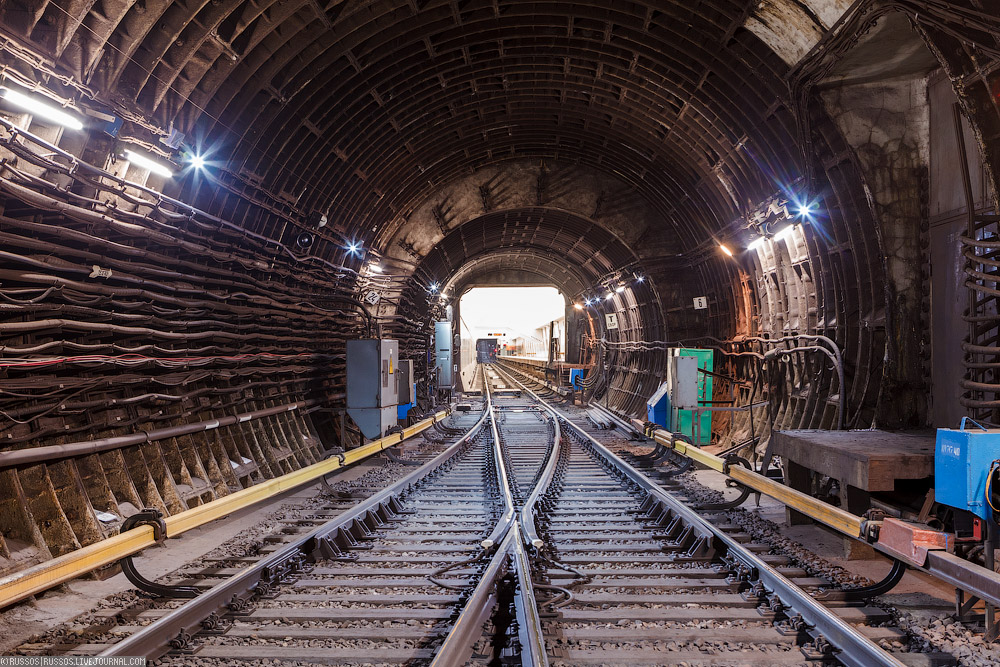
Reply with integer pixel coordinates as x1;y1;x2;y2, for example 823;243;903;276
667;355;698;410
347;339;399;439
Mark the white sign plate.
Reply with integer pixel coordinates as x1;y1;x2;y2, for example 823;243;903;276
605;313;619;330
693;296;708;310
364;291;381;305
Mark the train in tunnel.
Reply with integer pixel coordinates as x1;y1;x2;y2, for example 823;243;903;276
475;338;499;363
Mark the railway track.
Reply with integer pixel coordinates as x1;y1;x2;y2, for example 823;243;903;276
488;362;925;667
11;361;939;665
12;366;558;666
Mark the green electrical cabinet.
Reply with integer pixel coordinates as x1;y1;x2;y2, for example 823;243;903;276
673;348;713;444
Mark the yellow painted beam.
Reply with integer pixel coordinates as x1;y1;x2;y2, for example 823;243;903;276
727;466;864;537
0;410;450;610
651;428;864;538
0;526;155;608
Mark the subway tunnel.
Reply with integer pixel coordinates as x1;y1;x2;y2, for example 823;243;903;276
0;0;999;663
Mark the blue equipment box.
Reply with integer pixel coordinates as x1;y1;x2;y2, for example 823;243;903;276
569;369;585;389
646;382;671;429
935;424;1000;520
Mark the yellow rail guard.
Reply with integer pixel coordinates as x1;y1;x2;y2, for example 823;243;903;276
650;428;865;539
0;409;450;609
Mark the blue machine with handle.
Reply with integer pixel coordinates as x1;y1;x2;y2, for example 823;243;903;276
935;418;1000;521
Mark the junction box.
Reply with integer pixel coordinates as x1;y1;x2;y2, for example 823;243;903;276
347;339;398;439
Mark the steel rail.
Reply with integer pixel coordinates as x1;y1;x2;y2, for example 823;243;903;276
433;369;524;666
625;421;1000;609
497;368;905;667
575;431;905;667
481;374;516;550
0;409;449;610
510;528;550;667
434;365;550;666
430;531;515;667
101;408;487;658
576;364;1000;611
493;364;555;665
490;363;562;550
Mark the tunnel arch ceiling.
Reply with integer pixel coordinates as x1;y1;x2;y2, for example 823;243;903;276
395;206;661;326
0;1;997;427
1;0;844;251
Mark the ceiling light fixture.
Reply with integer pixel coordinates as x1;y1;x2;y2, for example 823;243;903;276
0;88;83;129
719;244;733;257
615;285;625;293
573;303;583;310
748;237;767;251
124;149;173;178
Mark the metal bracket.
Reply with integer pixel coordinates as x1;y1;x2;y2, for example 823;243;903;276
119;508;201;599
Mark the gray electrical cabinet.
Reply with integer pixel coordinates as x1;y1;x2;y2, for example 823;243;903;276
346;339;399;439
667;354;699;410
434;321;453;389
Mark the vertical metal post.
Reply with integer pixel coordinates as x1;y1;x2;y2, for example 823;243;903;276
953;103;979;416
339;409;346;450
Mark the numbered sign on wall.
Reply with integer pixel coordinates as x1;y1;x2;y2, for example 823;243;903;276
693;296;708;310
605;313;619;330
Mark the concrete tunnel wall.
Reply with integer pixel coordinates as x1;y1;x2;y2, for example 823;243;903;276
0;1;997;565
